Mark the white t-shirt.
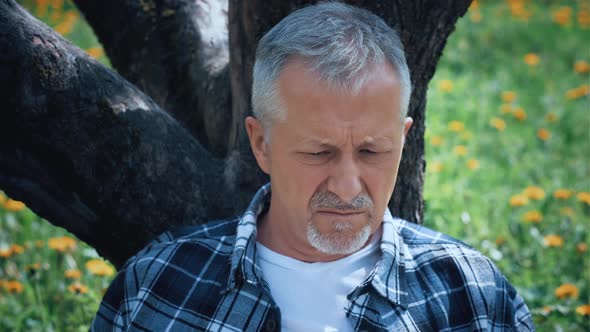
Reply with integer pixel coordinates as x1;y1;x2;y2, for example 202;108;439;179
256;229;382;332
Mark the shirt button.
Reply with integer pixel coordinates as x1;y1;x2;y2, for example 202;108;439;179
265;318;277;331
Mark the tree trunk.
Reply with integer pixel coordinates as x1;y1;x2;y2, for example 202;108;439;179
0;0;470;268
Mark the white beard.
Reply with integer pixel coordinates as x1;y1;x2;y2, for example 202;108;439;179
307;221;372;255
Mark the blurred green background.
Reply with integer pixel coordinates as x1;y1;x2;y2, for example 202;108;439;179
1;0;589;331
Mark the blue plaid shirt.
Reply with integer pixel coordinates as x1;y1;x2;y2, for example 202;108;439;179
92;184;534;331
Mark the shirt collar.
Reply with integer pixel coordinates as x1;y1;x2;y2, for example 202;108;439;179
226;184;409;309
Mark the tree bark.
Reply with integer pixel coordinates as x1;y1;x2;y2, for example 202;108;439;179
0;0;470;268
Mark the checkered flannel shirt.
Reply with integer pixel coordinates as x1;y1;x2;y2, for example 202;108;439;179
91;184;534;331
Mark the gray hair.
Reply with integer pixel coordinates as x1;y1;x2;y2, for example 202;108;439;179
251;1;412;132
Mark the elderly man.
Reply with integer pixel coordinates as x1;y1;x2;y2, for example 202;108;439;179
92;2;534;331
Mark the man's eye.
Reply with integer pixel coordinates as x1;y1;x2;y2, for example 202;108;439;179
306;151;330;156
360;149;377;154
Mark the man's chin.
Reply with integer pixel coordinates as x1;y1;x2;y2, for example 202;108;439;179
307;222;372;255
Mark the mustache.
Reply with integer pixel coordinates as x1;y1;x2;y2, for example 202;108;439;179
310;191;374;210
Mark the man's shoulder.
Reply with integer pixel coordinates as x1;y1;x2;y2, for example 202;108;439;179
395;218;500;282
121;218;240;273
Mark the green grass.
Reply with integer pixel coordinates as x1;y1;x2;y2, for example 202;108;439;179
1;0;589;331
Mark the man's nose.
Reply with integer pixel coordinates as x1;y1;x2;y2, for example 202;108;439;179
326;155;363;203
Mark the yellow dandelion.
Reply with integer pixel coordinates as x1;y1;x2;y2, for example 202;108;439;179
553;189;573;199
85;259;115;277
453;145;467;156
467;159;479;170
3;199;26;212
500;104;513;114
576;243;588;253
524;53;540;66
64;269;82;279
542;306;553;314
554;283;578;299
577;304;590;316
67;282;89;295
47;236;77;253
428;161;444;173
577;192;590;205
574;60;590;74
438;80;453;93
523;186;545;200
545;112;558;123
512;107;526;121
470;11;482;23
430;136;443;146
509;194;529;207
490;117;506;131
501;91;517;103
86;47;104;59
552;6;572;26
10;244;24;255
566;84;590;99
522;210;542;223
560;207;575;217
578;10;590;28
495;236;506;246
544;234;564;247
469;0;479;11
448;121;465;132
3;280;24;293
537;128;551;141
0;247;12;258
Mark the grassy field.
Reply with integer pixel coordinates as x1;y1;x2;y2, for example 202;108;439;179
1;0;589;331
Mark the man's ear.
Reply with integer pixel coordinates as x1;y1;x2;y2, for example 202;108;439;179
403;117;413;144
245;116;271;174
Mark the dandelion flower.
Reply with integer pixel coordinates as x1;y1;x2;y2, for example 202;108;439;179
566;84;590;99
453;145;467;156
537;128;551;141
3;199;25;212
86;47;104;59
542;306;553;314
577;192;590;205
85;259;115;277
467;159;479;170
428;161;444;173
552;6;572;25
544;234;564;247
574;60;590;74
438;80;453;93
576;304;590;316
500;104;513;114
509;194;529;207
501;91;517;102
578;10;590;28
523;186;545;200
68;282;89;295
560;207;574;217
448;121;465;132
470;11;482;23
490;117;506;131
522;210;542;223
65;269;82;279
430;136;443;146
495;236;506;246
524;53;540;66
0;247;12;258
577;243;588;253
10;244;24;254
3;280;24;293
47;236;77;253
554;283;578;299
545;112;558;123
512;107;526;121
553;189;573;199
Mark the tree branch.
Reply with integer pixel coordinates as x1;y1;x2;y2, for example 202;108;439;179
73;0;232;156
0;0;230;267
